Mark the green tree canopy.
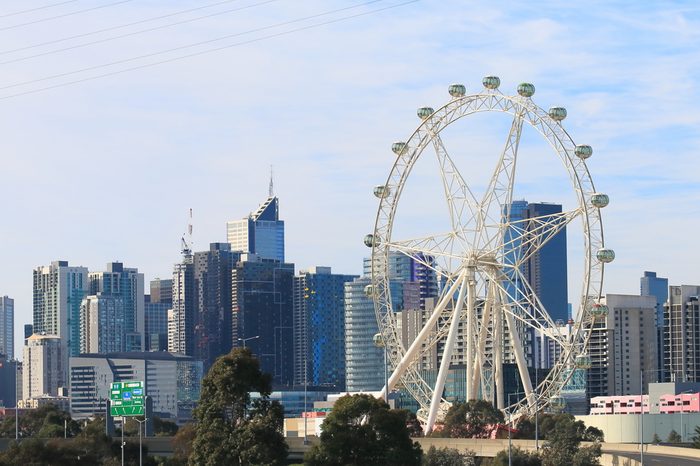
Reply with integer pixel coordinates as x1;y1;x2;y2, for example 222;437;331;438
541;416;601;466
489;447;541;466
305;394;422;466
422;445;476;465
190;347;288;466
667;429;682;443
441;400;504;438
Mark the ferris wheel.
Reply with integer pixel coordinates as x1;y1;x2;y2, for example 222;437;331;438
365;77;614;434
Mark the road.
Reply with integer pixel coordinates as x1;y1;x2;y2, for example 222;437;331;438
609;450;700;466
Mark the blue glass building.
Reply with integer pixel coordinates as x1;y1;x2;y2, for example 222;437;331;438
227;197;285;262
641;271;668;378
293;267;358;390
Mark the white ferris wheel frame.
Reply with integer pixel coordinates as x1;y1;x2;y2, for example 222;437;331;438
367;79;610;434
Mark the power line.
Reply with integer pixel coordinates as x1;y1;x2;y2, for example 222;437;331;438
0;0;280;65
0;0;132;32
0;0;419;101
0;1;78;19
1;0;383;91
0;0;247;56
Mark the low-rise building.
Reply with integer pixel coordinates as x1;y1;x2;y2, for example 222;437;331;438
69;352;202;422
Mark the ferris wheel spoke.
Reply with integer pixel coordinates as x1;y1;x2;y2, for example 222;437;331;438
483;267;567;345
475;111;524;247
510;208;582;268
385;233;463;276
429;130;480;239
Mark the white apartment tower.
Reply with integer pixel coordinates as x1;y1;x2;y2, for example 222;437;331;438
23;334;64;399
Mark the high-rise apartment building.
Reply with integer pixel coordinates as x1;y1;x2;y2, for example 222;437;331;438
193;243;240;370
292;267;358;390
0;354;19;407
171;258;195;356
145;278;172;351
227;197;285;262
0;296;13;359
33;261;89;362
664;285;700;382
587;294;657;398
80;295;127;354
641;271;668;376
345;253;426;393
23;334;65;400
231;254;295;386
88;262;145;353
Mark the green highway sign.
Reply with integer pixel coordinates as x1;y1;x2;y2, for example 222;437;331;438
109;381;145;417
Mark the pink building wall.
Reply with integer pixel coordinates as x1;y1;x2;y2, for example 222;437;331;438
590;393;700;414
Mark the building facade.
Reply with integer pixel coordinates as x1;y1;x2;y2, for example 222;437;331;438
664;285;700;382
587;294;657;399
145;278;172;351
171;258;195;356
23;334;65;400
69;352;202;421
0;354;19;408
292;267;358;390
227;197;285;262
0;296;13;360
641;271;668;377
87;262;145;352
231;254;295;387
193;243;240;370
33;261;88;362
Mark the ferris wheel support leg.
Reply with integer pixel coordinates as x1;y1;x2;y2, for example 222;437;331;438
494;287;504;410
380;273;464;400
471;292;493;398
503;304;535;408
465;269;476;400
425;276;468;435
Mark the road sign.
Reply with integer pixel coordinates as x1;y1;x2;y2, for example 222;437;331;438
109;381;145;417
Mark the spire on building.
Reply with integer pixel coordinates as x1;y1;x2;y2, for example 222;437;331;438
269;165;274;198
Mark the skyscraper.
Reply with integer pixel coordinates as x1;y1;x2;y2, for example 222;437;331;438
345;252;428;393
664;285;700;382
23;334;65;400
33;261;89;362
641;271;668;377
193;243;240;370
587;294;657;398
231;254;295;386
145;278;172;351
0;296;13;359
171;257;195;356
85;262;145;352
227;197;285;262
506;200;569;322
293;267;358;390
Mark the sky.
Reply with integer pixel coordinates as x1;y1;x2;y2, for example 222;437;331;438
1;0;699;359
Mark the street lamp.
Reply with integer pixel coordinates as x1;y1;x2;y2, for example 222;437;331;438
506;391;531;466
238;335;260;348
373;333;388;403
135;416;148;466
15;362;19;441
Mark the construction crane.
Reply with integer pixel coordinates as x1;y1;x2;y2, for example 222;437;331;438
181;208;193;259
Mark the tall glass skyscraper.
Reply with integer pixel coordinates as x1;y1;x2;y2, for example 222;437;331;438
293;267;358;390
506;200;568;322
641;271;669;378
227;197;285;262
0;296;13;360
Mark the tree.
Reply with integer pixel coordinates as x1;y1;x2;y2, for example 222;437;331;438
442;400;504;438
0;404;81;439
541;416;601;466
422;445;476;465
305;394;422;466
667;429;682;443
692;425;700;448
489;447;540;466
190;347;287;466
652;433;661;444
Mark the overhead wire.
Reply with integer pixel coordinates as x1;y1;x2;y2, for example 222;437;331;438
0;1;78;19
0;0;132;32
0;0;280;65
0;0;419;100
1;0;383;91
0;0;248;56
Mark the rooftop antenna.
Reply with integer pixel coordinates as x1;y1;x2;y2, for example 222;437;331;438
269;164;274;198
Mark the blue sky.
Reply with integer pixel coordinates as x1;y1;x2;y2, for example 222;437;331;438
1;1;699;358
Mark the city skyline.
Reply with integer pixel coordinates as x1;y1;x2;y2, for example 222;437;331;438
1;1;699;358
